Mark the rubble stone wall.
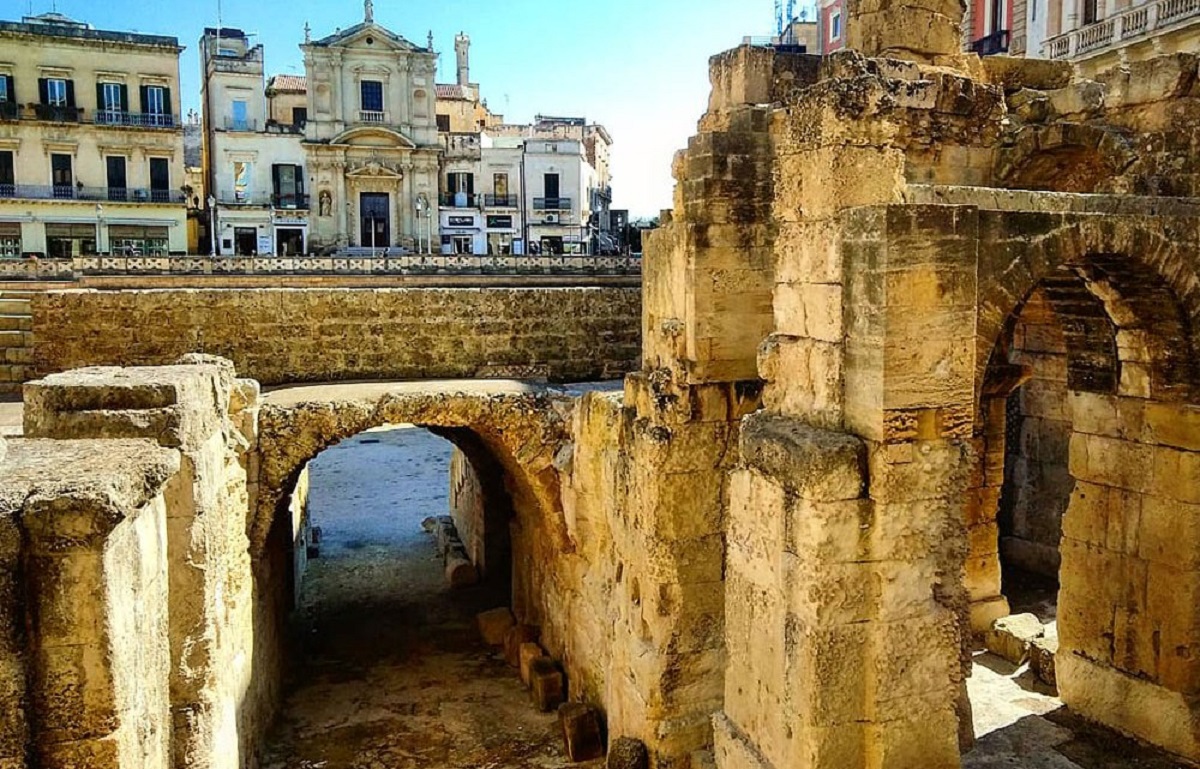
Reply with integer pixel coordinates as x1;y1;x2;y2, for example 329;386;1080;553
31;287;642;386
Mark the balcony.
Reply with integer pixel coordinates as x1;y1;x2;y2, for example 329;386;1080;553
272;193;310;210
0;184;184;204
534;197;573;211
970;29;1010;55
95;110;178;129
33;104;83;122
440;192;480;208
217;190;273;206
359;110;386;124
484;194;518;208
1045;0;1200;58
224;117;259;132
0;102;17;121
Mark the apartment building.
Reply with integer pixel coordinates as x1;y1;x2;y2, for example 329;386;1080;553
201;28;309;256
0;12;186;257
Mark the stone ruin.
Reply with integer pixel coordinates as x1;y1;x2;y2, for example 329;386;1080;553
5;0;1200;765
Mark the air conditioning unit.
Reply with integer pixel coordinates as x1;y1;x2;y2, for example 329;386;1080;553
543;214;559;224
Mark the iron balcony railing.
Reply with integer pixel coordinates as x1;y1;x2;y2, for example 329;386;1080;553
440;192;480;208
224;117;259;132
33;104;83;122
534;197;573;211
484;194;518;207
970;29;1011;55
95;110;178;129
217;190;273;206
0;102;17;121
1045;0;1200;58
272;193;310;210
0;184;184;203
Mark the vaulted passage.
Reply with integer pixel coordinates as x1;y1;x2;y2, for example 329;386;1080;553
259;425;571;767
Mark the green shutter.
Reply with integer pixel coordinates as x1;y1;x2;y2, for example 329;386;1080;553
38;78;48;104
139;85;149;113
96;82;105;111
162;87;172;117
119;84;129;112
65;79;75;108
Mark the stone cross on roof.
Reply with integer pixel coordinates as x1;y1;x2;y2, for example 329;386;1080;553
365;0;374;23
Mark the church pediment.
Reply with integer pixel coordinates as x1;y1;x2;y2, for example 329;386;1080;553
345;159;405;179
331;125;418;149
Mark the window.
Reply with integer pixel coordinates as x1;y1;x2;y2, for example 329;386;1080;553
436;114;451;132
0;75;9;103
292;106;307;127
360;80;383;112
101;82;124;112
0;223;20;258
51;154;73;197
109;225;168;257
494;173;509;198
990;0;1006;33
451;235;473;255
106;156;127;200
233;161;252;203
1083;0;1100;23
543;173;560;200
448;172;474;194
144;86;166;114
46;78;68;106
45;223;96;258
831;11;842;40
0;151;13;193
150;158;170;201
231;100;248;130
272;164;305;208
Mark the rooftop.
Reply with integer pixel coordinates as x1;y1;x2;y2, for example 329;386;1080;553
268;75;308;94
0;12;181;50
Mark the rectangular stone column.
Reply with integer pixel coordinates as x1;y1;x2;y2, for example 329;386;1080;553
8;439;178;769
1059;393;1200;761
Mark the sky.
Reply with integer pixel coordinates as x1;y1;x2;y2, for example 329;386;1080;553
11;0;784;217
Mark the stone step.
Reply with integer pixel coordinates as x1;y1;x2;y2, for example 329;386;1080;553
0;330;31;348
0;298;31;315
0;315;31;331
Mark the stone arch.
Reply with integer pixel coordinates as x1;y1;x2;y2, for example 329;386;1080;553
995;124;1137;193
967;218;1200;761
252;389;575;563
976;213;1200;413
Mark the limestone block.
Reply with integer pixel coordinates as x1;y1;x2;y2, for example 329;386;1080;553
444;553;478;589
1031;627;1059;689
759;335;844;427
738;413;866;501
530;658;566;712
969;597;1012;636
519;643;543;686
986;614;1044;664
559;702;605;762
607;737;649;769
477;608;515;646
504;625;539;668
981;56;1073;92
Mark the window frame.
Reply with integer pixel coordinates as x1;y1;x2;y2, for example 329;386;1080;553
360;80;384;113
831;11;842;41
145;85;166;115
46;78;68;107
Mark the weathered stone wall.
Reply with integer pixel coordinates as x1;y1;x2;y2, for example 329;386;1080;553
32;287;642;386
1000;289;1071;578
449;448;487;573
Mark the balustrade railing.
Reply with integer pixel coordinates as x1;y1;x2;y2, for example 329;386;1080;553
0;184;183;203
1045;0;1200;58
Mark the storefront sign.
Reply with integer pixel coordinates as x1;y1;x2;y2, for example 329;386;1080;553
487;215;513;229
448;215;475;227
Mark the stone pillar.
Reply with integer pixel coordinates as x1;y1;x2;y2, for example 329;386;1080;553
845;0;966;61
13;440;179;769
1058;393;1200;762
23;358;259;769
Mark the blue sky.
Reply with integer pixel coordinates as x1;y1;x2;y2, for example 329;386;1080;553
14;0;784;216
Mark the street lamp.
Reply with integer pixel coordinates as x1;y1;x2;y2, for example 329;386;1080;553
207;196;218;256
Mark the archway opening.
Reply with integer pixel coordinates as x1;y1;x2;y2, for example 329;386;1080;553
965;256;1200;765
259;423;568;768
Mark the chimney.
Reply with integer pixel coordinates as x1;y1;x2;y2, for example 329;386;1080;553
455;33;470;87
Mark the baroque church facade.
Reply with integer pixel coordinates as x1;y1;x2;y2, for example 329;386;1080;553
302;2;440;251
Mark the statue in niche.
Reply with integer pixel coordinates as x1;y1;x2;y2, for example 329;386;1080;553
319;190;332;218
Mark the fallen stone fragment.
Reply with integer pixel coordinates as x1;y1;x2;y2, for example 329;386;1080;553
519;642;543;686
986;613;1045;664
530;657;565;712
505;624;539;668
445;553;479;588
1031;625;1059;689
477;607;515;645
559;702;605;762
421;516;437;533
608;737;649;769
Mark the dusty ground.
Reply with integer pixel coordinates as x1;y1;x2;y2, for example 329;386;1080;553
260;426;599;769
